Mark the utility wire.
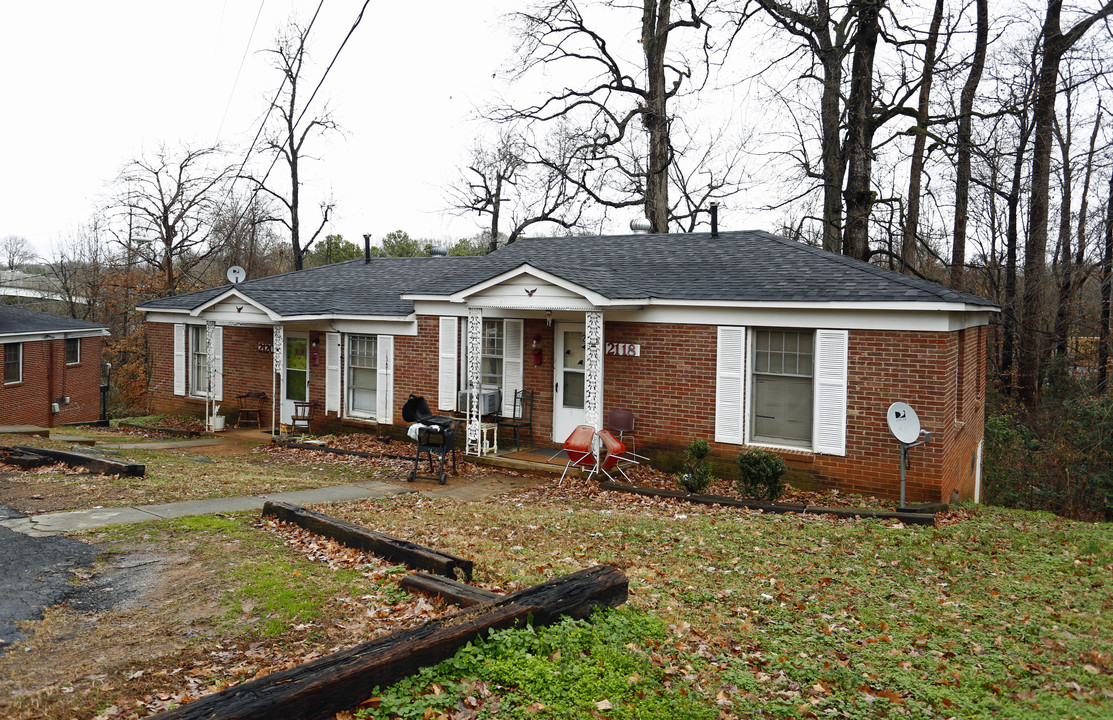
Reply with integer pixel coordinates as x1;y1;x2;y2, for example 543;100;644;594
214;0;268;143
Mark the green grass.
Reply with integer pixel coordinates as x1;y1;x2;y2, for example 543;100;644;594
359;608;716;720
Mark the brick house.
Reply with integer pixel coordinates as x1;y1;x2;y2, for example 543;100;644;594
0;305;109;428
138;230;996;503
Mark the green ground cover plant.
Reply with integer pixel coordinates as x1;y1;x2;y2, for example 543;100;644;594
335;491;1113;719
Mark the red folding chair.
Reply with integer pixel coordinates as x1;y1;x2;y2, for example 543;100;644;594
596;428;639;481
560;425;599;483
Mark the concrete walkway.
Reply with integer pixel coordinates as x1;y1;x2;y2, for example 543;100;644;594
0;480;411;537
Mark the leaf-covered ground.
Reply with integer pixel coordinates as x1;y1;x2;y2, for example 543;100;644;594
0;430;1109;719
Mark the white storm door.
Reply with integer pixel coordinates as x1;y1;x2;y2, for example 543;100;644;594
281;333;309;424
553;323;586;441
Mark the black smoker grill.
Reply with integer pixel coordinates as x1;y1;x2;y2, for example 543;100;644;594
401;394;463;485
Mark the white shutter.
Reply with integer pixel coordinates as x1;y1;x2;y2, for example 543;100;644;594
325;332;341;414
376;335;394;423
459;317;469;410
502;319;523;415
173;324;186;396
715;326;746;444
438;317;458;411
813;329;849;456
212;326;224;402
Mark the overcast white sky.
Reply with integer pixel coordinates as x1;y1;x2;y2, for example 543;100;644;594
0;0;539;259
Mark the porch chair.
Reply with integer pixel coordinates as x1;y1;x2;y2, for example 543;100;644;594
290;400;315;433
595;428;639;481
235;391;267;429
559;424;599;483
497;389;534;452
607;409;644;459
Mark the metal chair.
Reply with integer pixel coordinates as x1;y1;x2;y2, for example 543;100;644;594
235;391;267;429
596;428;639;481
560;425;599;483
607;409;644;459
497;389;534;451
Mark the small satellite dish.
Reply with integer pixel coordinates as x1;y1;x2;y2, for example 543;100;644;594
226;266;246;284
886;402;921;445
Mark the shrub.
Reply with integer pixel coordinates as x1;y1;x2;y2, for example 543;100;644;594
676;437;713;493
736;447;788;501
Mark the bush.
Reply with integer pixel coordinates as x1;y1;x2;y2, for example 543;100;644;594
736;447;788;501
676;438;713;493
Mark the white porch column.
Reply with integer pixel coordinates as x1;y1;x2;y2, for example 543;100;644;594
272;325;284;433
204;321;215;429
465;307;483;455
584;310;603;429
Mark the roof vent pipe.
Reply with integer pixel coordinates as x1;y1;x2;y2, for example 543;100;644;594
363;233;371;264
710;202;719;238
630;217;652;234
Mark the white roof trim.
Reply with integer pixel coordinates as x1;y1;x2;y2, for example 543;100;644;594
0;328;109;342
190;289;281;320
406;264;624;307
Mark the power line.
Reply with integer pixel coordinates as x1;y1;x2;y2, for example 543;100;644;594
214;0;268;143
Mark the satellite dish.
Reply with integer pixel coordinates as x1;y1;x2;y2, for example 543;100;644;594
886;402;921;445
226;266;246;284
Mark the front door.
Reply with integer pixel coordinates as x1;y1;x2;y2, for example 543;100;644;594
553;323;586;440
282;333;309;424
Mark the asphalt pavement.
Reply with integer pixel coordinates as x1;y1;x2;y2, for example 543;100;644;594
0;503;100;650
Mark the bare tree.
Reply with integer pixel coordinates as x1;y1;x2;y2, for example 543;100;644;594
251;19;339;271
116;145;234;295
446;125;596;252
949;0;989;286
1018;0;1113;406
499;1;740;232
0;235;38;271
1100;167;1113;393
743;1;856;253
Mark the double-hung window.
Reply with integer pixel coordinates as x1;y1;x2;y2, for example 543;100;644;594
751;329;815;447
4;343;21;384
65;338;80;365
347;335;377;417
481;320;504;389
189;326;209;396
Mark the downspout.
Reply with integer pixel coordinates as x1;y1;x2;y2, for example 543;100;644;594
46;337;56;428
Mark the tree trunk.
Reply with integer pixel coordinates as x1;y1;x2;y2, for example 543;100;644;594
488;172;503;254
1051;110;1074;357
1100;169;1113;393
1018;0;1113;406
950;0;988;287
902;0;945;274
842;0;884;261
820;42;845;254
643;0;673;233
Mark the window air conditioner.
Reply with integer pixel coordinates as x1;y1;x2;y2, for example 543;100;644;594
458;387;502;415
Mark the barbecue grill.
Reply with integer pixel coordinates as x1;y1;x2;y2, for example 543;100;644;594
401;394;463;484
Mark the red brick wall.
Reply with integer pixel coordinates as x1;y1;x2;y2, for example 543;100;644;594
144;317;987;502
1;336;105;427
147;323;277;422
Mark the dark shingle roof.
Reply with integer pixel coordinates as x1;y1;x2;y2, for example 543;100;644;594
0;305;109;336
138;230;996;317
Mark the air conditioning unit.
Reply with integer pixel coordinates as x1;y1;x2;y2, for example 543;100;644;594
458;387;502;415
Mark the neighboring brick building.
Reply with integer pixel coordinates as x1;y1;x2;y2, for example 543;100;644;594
0;305;109;428
139;230;997;504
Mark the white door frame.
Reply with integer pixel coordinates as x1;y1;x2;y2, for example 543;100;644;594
553;322;587;441
281;332;310;424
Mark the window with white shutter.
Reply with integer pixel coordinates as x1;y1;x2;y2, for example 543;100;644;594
376;335;394;423
173;324;186;396
715;326;746;444
812;329;849;456
502;319;523;415
438;317;458;411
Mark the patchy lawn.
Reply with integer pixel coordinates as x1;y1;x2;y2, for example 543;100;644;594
0;435;1109;719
